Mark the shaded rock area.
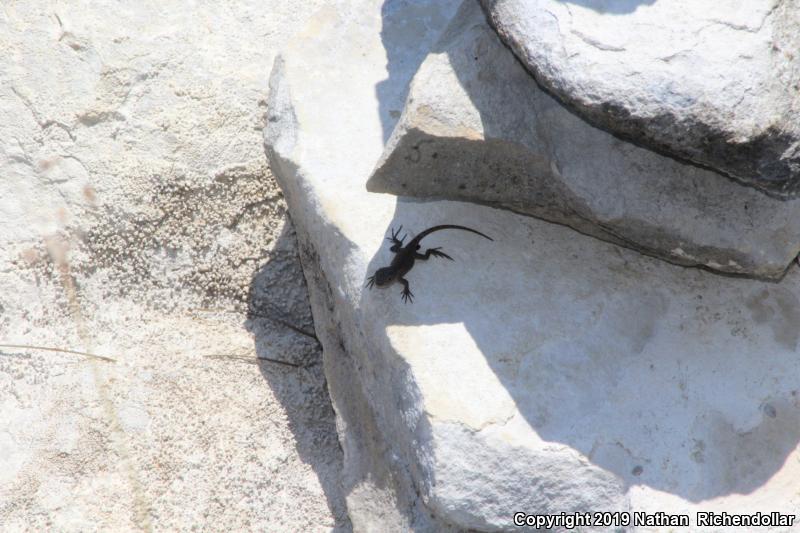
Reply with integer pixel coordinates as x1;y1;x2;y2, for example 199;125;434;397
264;0;800;531
1;2;349;531
480;0;800;198
367;0;800;279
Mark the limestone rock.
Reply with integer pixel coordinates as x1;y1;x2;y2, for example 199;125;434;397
0;2;349;531
479;0;800;197
367;0;800;280
265;0;800;530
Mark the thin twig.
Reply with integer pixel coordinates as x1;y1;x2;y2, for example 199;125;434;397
203;353;302;368
0;344;117;363
192;306;320;343
246;309;319;342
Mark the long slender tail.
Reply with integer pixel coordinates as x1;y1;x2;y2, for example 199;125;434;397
409;224;493;246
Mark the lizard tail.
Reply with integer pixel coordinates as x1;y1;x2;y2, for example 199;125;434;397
410;224;493;245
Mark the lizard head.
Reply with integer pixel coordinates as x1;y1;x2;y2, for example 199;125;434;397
372;267;395;287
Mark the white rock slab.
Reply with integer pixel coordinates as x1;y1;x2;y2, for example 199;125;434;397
367;0;800;280
480;0;800;197
1;2;348;531
266;0;800;530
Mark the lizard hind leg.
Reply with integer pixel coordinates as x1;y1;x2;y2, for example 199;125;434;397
398;277;414;303
366;275;375;289
416;247;453;261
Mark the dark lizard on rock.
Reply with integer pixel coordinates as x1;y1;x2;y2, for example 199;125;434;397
366;224;493;303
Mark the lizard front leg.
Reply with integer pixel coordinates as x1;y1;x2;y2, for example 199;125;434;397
388;226;407;253
398;276;414;303
415;247;453;261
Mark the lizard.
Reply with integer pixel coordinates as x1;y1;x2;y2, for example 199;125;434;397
366;224;493;303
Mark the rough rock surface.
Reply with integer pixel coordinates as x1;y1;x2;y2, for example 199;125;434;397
265;0;800;531
367;0;800;280
480;0;800;197
1;2;349;531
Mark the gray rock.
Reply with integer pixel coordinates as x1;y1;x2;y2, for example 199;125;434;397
367;0;800;279
479;0;800;197
0;2;350;531
264;0;800;530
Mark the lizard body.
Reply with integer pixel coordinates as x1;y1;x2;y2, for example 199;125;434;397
366;224;493;303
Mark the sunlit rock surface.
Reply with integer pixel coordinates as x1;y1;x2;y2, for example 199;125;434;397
1;3;348;531
480;0;800;197
265;0;800;530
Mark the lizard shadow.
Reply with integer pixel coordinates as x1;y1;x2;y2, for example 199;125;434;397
364;0;800;506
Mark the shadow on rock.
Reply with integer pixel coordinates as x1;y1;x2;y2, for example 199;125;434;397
376;0;462;141
245;220;351;532
555;0;657;14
